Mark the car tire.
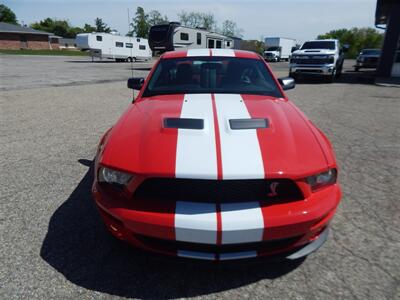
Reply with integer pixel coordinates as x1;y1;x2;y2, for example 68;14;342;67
127;57;133;63
327;68;336;83
336;64;343;78
289;72;297;81
355;67;359;72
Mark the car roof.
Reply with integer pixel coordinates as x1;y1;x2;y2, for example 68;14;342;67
161;49;261;60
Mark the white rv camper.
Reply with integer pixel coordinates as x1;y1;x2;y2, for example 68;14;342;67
76;32;152;62
149;22;234;52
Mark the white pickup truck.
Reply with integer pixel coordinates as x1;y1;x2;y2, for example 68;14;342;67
289;39;345;82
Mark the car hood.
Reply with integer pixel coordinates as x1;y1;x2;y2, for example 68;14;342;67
101;94;333;179
359;54;380;58
293;49;336;55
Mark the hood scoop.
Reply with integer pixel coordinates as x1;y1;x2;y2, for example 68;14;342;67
163;118;204;129
229;118;269;130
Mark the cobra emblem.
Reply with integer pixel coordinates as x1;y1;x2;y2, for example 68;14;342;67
268;181;279;197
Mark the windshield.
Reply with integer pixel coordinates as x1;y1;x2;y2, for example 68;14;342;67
301;41;335;50
143;57;283;98
361;49;381;55
149;25;169;42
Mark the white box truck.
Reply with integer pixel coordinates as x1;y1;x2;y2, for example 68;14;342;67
264;37;296;62
76;32;152;62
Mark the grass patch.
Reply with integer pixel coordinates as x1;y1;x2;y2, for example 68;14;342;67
0;49;89;56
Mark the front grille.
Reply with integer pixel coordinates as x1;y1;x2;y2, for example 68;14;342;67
134;178;303;202
364;57;378;63
292;58;332;64
135;234;302;254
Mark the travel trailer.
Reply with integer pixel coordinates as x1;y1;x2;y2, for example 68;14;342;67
148;22;234;52
76;32;152;62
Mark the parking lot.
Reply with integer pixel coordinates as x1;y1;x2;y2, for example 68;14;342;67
1;54;399;299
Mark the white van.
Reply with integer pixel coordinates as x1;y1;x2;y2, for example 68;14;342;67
76;33;152;62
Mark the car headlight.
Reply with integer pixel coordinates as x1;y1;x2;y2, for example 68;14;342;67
306;168;337;191
98;167;133;186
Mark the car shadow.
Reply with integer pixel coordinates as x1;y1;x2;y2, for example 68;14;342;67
294;69;376;85
40;159;304;298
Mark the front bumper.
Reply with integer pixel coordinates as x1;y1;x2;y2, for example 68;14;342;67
92;182;341;261
355;61;378;69
264;56;277;62
290;63;335;75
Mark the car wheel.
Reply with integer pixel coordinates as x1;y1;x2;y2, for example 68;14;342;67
355;67;359;72
127;57;133;62
289;72;297;81
336;64;343;78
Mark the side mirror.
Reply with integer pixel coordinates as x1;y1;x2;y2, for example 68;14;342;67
278;77;295;90
127;77;145;90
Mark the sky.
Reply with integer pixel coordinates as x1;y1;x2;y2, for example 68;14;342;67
4;0;379;43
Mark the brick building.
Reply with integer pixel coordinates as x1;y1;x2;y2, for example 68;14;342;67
0;22;60;50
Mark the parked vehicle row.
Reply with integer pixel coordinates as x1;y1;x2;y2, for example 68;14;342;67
76;28;381;84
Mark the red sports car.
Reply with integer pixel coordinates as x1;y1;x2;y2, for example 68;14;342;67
92;49;341;261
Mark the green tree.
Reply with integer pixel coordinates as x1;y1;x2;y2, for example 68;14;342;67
317;27;384;58
30;18;88;38
83;23;96;33
178;11;216;31
94;18;111;33
221;20;243;38
31;18;72;37
148;10;168;26
0;4;18;25
240;40;265;54
131;7;149;38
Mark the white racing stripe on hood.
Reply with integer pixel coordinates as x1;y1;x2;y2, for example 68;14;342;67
211;49;235;57
175;94;217;179
187;49;210;57
214;94;265;179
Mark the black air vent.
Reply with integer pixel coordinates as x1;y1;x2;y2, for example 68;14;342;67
229;118;269;130
134;178;303;203
164;118;204;129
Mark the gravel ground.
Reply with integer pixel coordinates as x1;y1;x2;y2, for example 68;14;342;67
1;55;399;299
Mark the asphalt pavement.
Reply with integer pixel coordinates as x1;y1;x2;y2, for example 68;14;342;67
1;54;399;299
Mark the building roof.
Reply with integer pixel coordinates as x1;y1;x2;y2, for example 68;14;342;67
375;0;399;25
0;22;52;35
